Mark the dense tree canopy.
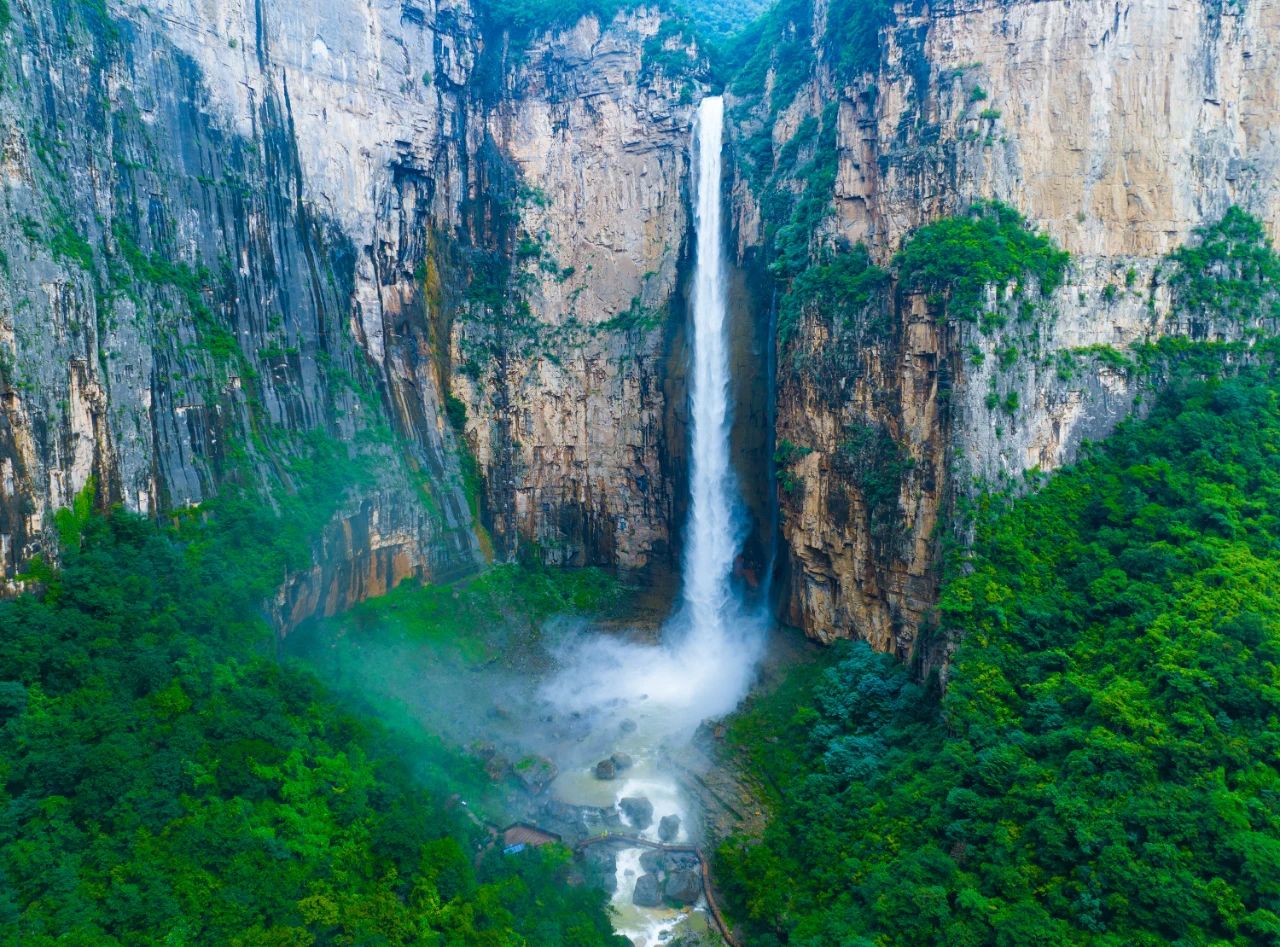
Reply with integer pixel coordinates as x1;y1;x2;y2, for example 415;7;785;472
718;365;1280;946
0;508;625;946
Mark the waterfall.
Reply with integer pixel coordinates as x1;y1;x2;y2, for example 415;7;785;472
682;95;742;639
541;95;765;734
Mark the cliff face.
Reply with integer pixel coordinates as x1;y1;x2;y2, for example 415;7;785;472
0;0;701;613
449;12;705;569
733;0;1280;654
0;0;479;616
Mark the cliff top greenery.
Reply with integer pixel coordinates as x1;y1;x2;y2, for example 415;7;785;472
895;200;1071;321
717;363;1280;945
1168;205;1280;322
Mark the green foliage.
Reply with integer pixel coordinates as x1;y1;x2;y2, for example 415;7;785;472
835;422;912;539
471;0;633;38
113;224;240;365
47;215;95;270
1167;206;1280;322
445;392;468;432
52;477;96;551
765;105;841;281
895;200;1070;322
0;507;625;946
304;562;621;667
778;244;890;345
730;0;894;110
675;0;770;39
718;366;1280;946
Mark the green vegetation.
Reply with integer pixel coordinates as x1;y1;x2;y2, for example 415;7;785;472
731;0;895;112
677;0;770;40
1168;205;1280;322
470;0;634;38
834;422;913;540
0;500;625;945
298;562;621;668
895;200;1070;323
778;245;890;345
718;364;1280;945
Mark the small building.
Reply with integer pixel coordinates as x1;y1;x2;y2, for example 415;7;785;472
502;822;561;849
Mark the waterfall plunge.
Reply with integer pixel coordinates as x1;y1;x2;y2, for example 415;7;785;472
542;95;765;734
684;95;740;645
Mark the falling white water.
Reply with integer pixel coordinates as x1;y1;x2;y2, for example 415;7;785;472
683;94;741;646
540;96;766;945
542;95;763;731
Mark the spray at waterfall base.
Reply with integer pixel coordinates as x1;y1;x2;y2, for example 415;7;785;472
535;95;768;946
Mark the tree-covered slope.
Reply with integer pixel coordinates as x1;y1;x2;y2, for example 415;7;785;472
717;365;1280;945
0;505;626;946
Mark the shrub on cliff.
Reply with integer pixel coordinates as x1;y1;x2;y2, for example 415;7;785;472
894;200;1069;322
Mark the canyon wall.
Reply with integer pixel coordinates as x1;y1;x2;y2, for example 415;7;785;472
0;0;702;611
449;13;705;569
732;0;1280;654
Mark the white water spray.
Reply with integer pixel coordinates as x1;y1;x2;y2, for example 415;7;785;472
542;96;763;729
540;94;765;947
683;94;742;645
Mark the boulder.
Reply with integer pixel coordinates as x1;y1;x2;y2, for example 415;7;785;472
632;872;662;907
619;796;654;830
620;718;637;733
583;845;619;894
513;755;557;794
658;814;681;842
638;849;663;874
594;758;616;780
610;751;633;771
664;851;701;871
484;754;510;782
664;869;701;904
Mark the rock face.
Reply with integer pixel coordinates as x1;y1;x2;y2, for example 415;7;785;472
451;12;705;569
632;872;662;907
730;0;1280;656
619;795;654;830
658;813;681;842
0;0;704;610
6;0;1277;662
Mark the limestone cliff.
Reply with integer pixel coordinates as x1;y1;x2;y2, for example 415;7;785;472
448;12;706;569
0;0;702;616
731;0;1280;654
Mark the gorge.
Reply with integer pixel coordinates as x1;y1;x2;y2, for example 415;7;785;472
2;0;1280;944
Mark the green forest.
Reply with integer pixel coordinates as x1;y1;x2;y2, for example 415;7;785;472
716;364;1280;945
0;506;626;945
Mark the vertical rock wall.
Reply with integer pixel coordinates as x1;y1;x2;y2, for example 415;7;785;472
733;0;1280;654
0;0;706;617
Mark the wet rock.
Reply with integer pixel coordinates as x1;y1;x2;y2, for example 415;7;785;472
665;851;701;871
620;718;637;733
664;869;701;904
632;872;662;907
484;754;510;782
610;751;633;770
470;740;496;760
642;849;699;875
513;755;557;794
619;796;654;830
582;844;619;894
658;814;681;842
594;758;616;780
540;800;620;843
